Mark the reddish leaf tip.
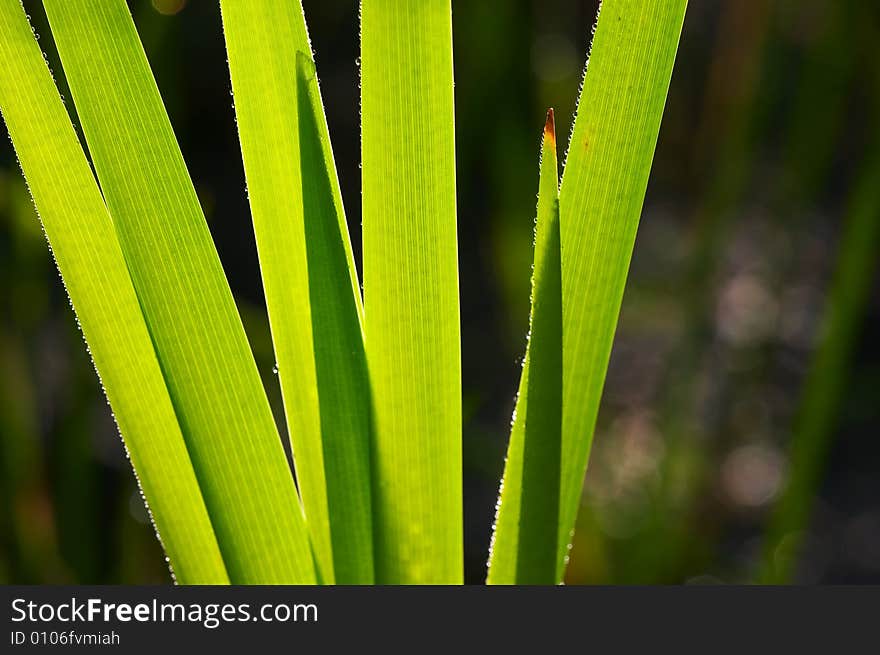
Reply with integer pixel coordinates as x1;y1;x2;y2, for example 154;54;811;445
544;108;556;147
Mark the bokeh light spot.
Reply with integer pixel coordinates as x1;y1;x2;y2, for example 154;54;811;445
151;0;186;16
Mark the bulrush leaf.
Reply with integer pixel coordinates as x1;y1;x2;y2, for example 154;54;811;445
361;0;463;583
42;0;315;583
555;0;688;580
490;0;688;583
220;0;374;584
0;0;226;584
489;110;563;584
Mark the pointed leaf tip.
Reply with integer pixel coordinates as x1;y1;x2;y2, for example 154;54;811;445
544;108;556;147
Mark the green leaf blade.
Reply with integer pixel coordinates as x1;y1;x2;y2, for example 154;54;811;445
42;0;315;583
556;0;688;580
488;110;563;585
297;56;375;585
361;0;463;583
220;1;374;585
0;0;227;585
491;0;688;584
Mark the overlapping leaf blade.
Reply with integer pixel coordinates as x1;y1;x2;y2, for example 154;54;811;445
489;0;688;583
4;0;692;586
220;0;373;584
41;0;315;583
0;0;227;584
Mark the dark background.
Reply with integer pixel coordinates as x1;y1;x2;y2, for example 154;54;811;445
1;0;878;584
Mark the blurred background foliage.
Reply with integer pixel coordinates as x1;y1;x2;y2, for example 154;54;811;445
0;0;877;584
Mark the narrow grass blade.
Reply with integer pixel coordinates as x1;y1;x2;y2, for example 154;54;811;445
759;153;880;583
41;0;315;583
555;0;688;580
361;0;462;583
0;0;226;584
488;110;563;584
220;1;374;584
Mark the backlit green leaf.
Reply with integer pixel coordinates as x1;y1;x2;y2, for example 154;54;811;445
220;0;374;584
488;110;563;584
555;0;688;581
42;0;315;583
489;0;688;583
0;0;226;584
361;0;463;583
